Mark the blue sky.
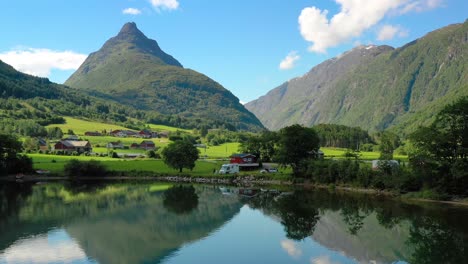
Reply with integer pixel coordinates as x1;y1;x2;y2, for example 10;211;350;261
0;0;466;103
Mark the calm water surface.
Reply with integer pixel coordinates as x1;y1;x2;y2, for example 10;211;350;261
0;181;467;264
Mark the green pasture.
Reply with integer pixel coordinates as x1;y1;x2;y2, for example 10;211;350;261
321;147;408;161
46;117;129;135
83;136;170;148
198;142;240;158
30;153;225;175
47;117;188;136
147;124;191;133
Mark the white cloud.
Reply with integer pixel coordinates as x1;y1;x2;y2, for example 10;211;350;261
400;0;444;13
310;255;340;264
239;100;247;105
150;0;179;10
377;25;410;41
298;0;442;53
123;8;142;15
279;51;300;70
0;47;87;78
0;232;87;264
281;240;302;258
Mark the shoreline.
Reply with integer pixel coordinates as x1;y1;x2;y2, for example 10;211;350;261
3;174;468;207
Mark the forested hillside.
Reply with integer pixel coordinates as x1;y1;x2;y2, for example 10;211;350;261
246;20;468;135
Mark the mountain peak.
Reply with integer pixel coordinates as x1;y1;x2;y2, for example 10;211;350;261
98;22;183;67
118;22;140;36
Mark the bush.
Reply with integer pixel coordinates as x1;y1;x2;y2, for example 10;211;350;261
64;159;107;177
147;150;156;158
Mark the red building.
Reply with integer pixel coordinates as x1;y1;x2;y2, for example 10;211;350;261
140;140;156;150
230;154;257;164
53;140;92;154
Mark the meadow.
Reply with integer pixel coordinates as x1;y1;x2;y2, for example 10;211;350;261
38;117;408;176
46;117;129;135
31;153;225;175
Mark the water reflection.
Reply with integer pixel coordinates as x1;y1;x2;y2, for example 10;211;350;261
0;182;467;264
163;185;199;215
0;229;95;264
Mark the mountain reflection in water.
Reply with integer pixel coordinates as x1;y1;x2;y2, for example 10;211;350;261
0;182;467;264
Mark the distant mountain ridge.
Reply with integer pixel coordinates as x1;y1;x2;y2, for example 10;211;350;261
66;22;264;131
246;20;468;134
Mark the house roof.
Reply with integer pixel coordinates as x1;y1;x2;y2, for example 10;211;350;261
231;153;256;158
60;140;90;147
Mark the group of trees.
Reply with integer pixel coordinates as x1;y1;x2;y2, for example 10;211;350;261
240;124;321;176
0;134;32;175
313;124;373;150
408;96;468;195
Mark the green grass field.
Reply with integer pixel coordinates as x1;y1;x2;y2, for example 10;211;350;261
30;153;225;175
321;147;408;161
46;117;130;135
147;124;191;133
197;142;240;158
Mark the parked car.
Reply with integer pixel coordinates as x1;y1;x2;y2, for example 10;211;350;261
260;168;278;173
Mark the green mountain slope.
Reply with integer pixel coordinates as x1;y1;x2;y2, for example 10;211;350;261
65;22;263;131
246;20;468;134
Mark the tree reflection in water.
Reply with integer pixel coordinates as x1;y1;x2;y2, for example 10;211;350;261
277;191;320;240
163;185;199;214
1;183;468;264
247;188;468;263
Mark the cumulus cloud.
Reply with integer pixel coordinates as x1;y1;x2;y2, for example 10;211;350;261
281;240;302;258
150;0;179;10
377;24;409;41
279;51;300;70
0;47;87;78
298;0;442;53
123;8;142;15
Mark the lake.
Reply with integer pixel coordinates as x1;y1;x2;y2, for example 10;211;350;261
0;181;467;264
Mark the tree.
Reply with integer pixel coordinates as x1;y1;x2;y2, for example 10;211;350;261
239;131;278;162
275;124;320;176
161;140;199;172
0;134;32;175
23;137;39;151
379;131;400;160
409;97;468;194
47;127;63;139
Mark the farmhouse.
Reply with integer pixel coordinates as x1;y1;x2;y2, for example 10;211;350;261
158;131;169;138
137;130;158;138
107;142;124;149
230;154;257;164
110;130;137;137
53;140;92;154
140;140;156;150
38;138;48;151
130;143;140;149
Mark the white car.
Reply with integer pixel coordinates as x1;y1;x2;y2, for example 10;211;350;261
260;168;278;173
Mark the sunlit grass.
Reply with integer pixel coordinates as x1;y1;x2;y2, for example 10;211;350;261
321;147;408;161
46;117;129;135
